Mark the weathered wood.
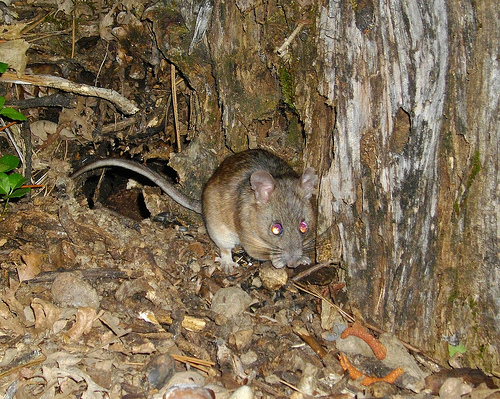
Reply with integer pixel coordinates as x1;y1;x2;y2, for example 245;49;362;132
313;0;449;357
435;0;500;371
308;0;499;371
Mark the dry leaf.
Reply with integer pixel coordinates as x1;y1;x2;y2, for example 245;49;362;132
0;39;30;75
0;300;25;335
49;240;76;270
0;23;27;41
5;279;24;315
30;120;74;142
188;242;205;258
31;297;61;332
65;307;99;341
58;107;93;141
100;4;118;41
18;253;43;282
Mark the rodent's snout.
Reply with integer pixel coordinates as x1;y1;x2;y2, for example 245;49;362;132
271;253;311;269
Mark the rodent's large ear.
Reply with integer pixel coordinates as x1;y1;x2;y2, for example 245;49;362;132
299;167;318;199
250;171;275;204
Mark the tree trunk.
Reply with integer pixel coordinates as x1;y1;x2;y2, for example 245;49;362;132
155;0;499;372
309;0;499;371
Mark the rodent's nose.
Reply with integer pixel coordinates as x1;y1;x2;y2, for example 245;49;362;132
270;251;311;269
284;254;311;269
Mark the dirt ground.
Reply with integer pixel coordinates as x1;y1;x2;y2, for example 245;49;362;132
0;1;499;398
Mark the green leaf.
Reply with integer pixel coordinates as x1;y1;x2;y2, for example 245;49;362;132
0;173;10;195
0;107;27;121
0;155;20;173
9;187;31;198
0;62;8;74
0;96;5;109
448;343;467;357
8;173;28;190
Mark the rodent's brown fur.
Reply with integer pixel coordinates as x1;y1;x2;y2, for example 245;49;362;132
72;149;318;272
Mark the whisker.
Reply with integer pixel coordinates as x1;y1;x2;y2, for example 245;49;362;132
242;234;281;255
243;236;296;266
302;236;317;251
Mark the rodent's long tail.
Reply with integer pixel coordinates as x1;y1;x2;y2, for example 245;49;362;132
71;159;203;214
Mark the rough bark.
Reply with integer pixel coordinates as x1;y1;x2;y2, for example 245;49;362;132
435;0;500;371
311;0;499;371
316;0;448;354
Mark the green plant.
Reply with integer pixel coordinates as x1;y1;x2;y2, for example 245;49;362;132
0;155;31;215
0;62;27;121
0;62;30;215
448;342;467;357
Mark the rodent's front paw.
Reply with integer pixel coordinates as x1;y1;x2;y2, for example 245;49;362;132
215;257;239;273
215;249;239;273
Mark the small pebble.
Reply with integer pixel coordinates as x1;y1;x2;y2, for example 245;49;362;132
163;384;214;399
144;353;175;390
259;266;288;291
211;287;252;318
229;385;254;399
51;272;100;309
165;371;206;389
439;377;473;399
240;350;258;366
379;333;429;392
336;335;375;358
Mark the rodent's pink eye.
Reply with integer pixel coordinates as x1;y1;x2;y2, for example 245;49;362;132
271;222;283;236
299;220;308;234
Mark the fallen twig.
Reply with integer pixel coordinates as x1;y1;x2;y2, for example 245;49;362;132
293;326;328;359
171;64;181;152
276;20;310;56
0;72;139;115
293;281;355;323
291;261;339;282
171;354;215;374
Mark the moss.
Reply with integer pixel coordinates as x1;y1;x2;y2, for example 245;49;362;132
466;150;481;189
471;308;477;318
441;130;454;154
266;7;288;25
150;4;189;49
278;66;295;110
448;290;458;305
453;150;482;217
469;298;478;317
286;115;301;146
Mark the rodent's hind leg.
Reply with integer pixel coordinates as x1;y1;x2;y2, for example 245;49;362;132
215;248;239;273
